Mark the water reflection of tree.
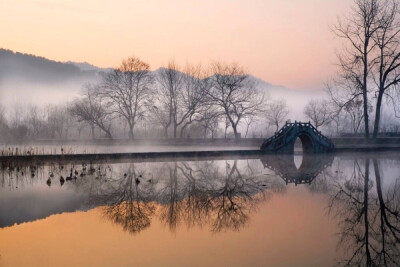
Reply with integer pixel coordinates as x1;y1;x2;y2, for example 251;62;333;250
0;159;283;235
208;160;265;232
158;160;272;233
328;158;400;266
88;165;156;234
86;160;279;234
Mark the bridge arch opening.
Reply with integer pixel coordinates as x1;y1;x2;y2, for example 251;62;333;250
295;133;314;154
294;154;303;169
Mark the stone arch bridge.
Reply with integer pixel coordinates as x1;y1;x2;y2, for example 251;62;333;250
260;121;334;153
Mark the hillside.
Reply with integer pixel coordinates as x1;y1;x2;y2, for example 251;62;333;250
0;49;101;83
0;49;102;106
0;49;319;120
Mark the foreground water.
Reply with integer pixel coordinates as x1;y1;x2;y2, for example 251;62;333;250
0;152;399;266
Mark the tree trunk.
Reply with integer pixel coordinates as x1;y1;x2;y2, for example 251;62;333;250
173;125;177;139
232;125;239;139
245;124;250;138
179;123;189;138
372;91;384;139
128;123;134;140
91;125;95;140
164;126;169;139
105;129;113;140
363;43;370;139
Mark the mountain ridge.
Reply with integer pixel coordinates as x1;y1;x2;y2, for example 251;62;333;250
0;48;319;118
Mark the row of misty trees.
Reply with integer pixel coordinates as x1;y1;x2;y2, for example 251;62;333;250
69;59;269;140
1;52;400;141
0;59;297;141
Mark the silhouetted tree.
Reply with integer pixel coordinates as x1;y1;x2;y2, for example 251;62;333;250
207;62;266;139
69;85;114;139
265;99;290;132
304;99;331;129
155;62;209;138
100;56;153;139
332;0;383;138
371;0;400;138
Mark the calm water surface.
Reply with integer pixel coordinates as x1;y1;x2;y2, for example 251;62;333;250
0;152;399;267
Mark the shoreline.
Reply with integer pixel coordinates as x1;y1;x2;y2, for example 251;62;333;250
1;146;400;163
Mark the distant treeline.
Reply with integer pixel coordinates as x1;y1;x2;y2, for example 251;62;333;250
1;52;400;142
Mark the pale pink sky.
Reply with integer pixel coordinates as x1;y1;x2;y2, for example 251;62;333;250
0;0;351;90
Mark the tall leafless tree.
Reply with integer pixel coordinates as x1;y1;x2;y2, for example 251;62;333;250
371;0;400;138
207;62;266;139
304;99;331;129
100;56;153;139
265;99;290;132
155;62;209;138
344;98;369;133
47;105;67;139
332;0;383;139
155;61;183;138
177;64;210;138
69;85;114;139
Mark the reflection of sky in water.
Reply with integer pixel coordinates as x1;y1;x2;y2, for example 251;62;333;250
0;153;399;266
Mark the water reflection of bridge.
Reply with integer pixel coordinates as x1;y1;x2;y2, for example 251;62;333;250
260;154;334;185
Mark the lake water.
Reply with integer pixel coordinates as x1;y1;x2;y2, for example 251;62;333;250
0;152;399;267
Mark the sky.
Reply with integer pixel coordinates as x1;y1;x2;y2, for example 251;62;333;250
0;0;351;91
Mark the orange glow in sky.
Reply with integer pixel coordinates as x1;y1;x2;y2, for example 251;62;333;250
0;0;351;90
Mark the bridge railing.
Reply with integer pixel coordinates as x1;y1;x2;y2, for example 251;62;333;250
288;121;334;147
262;122;293;144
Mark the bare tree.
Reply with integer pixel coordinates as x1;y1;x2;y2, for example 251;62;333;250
26;105;46;139
177;64;210;138
0;105;9;139
224;115;230;139
197;107;222;139
243;116;257;138
265;99;290;132
344;98;369;133
155;62;209;138
47;105;67;139
100;56;153;139
371;0;400;138
304;99;331;129
332;0;383;139
155;61;183;138
146;104;171;138
207;62;266;139
69;85;114;139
